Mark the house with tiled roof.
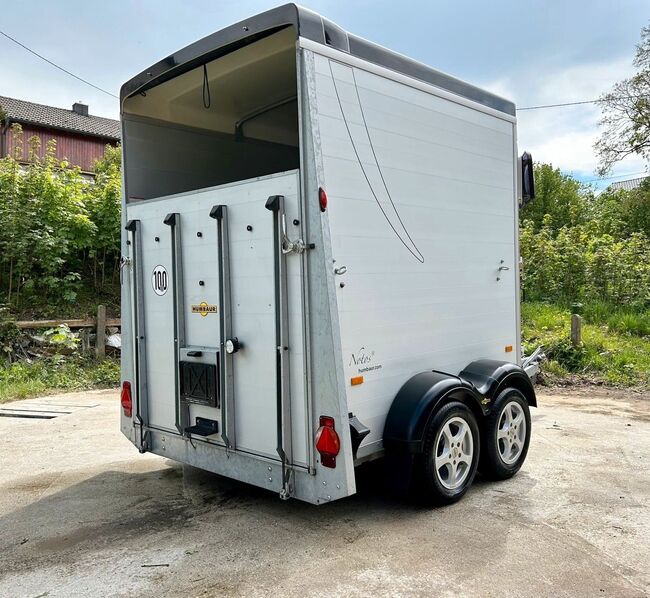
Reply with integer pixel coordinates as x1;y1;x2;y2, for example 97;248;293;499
0;95;120;174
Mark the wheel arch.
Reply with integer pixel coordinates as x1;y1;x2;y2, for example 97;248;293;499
383;361;536;456
381;362;536;497
383;370;485;456
458;359;537;409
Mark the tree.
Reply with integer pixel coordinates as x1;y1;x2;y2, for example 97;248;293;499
0;126;121;311
592;177;650;238
519;163;589;233
86;145;122;289
518;163;650;306
595;24;650;175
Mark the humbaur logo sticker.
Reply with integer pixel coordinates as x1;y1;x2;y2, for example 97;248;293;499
191;302;218;317
151;265;168;296
349;347;382;374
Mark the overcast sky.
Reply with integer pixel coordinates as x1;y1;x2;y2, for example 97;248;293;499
1;0;648;188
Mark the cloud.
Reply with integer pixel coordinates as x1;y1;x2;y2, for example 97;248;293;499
481;56;648;183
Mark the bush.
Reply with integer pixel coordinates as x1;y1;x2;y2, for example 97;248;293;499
519;163;590;234
521;224;650;306
0;305;19;359
0;125;121;313
520;165;650;307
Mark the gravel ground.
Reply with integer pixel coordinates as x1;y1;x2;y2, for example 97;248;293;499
0;387;648;597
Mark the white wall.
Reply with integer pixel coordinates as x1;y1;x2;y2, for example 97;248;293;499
308;51;518;450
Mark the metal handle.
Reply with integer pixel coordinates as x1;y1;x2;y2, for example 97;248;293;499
496;260;510;281
124;219;149;452
334;265;347;275
163;212;188;435
210;204;235;448
265;194;293;498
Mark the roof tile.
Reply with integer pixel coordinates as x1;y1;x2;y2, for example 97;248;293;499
609;176;649;192
0;95;120;140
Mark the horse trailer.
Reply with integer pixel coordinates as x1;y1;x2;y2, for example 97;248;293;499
119;4;537;505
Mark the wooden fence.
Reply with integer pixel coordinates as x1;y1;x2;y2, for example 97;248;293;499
14;305;120;359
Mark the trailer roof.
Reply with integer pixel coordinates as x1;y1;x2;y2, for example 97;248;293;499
120;4;515;117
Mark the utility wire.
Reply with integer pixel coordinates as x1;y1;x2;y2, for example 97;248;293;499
584;170;648;183
518;95;650;111
518;99;603;111
0;29;118;99
3;26;647;118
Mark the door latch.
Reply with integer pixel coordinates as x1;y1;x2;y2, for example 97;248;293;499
497;260;510;281
282;237;308;255
277;210;312;254
119;256;132;284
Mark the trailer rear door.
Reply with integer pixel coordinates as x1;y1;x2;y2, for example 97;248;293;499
125;171;308;466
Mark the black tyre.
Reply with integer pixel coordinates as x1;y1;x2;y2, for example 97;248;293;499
480;388;531;480
416;401;480;505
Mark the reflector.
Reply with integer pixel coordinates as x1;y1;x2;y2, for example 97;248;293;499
319;187;328;212
121;381;133;417
315;415;340;468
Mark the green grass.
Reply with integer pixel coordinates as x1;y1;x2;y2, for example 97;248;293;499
0;356;120;404
2;302;647;401
577;300;650;337
522;301;650;387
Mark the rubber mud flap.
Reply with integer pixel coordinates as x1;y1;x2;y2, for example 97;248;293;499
383;452;416;497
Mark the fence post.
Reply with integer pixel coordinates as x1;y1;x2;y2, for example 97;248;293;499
96;304;106;359
79;328;90;354
571;313;582;347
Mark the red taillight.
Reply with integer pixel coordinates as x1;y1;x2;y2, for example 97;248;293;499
121;381;133;417
315;415;340;468
319;187;328;212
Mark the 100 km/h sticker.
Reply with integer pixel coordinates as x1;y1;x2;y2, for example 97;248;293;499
152;265;168;296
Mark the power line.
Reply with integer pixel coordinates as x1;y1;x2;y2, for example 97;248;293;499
0;29;118;99
0;26;644;114
518;99;604;111
518;95;650;111
583;170;648;183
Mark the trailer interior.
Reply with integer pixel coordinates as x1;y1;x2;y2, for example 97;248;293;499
121;27;299;202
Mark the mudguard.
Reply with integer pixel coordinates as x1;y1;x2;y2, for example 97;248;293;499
383;361;536;456
382;361;536;496
459;359;537;409
383;370;485;455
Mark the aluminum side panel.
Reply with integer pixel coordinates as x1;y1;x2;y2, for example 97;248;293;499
310;51;518;451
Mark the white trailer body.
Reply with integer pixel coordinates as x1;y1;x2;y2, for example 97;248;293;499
120;4;536;505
